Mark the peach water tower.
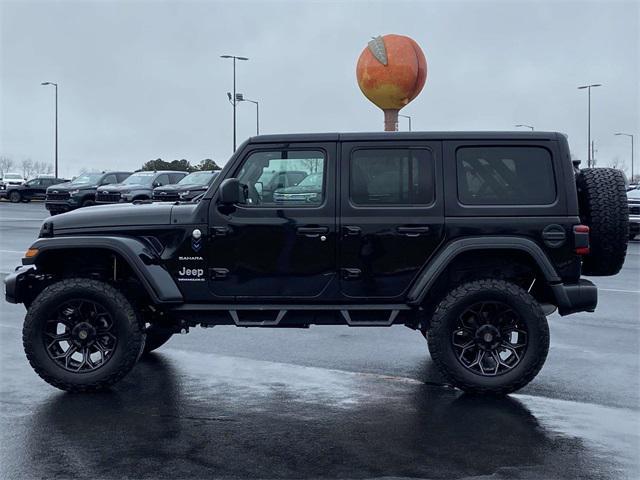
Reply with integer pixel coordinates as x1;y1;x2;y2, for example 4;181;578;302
356;34;427;131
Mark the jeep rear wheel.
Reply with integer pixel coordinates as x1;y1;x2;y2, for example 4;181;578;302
23;278;144;392
576;168;629;276
426;279;549;395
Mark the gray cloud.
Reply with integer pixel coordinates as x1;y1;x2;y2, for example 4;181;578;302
1;0;638;178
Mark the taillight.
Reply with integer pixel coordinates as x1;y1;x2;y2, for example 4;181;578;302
573;225;590;255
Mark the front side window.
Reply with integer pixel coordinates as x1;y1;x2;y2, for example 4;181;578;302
456;146;556;205
101;174;117;185
236;150;325;206
350;149;435;206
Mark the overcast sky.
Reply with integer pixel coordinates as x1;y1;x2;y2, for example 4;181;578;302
1;0;638;178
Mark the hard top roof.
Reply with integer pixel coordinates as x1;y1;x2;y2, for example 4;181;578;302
248;131;563;144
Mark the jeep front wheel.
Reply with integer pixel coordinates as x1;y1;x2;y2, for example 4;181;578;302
426;279;549;395
23;278;144;392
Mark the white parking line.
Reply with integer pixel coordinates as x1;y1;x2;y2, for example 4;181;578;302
599;288;640;294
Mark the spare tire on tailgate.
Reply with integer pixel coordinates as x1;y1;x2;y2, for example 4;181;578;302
576;168;629;276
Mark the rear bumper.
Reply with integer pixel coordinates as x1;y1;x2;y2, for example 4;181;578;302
4;265;35;304
551;279;598;316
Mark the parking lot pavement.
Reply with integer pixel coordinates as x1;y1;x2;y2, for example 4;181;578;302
1;202;639;479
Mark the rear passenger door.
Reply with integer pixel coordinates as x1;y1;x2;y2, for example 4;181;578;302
339;141;444;300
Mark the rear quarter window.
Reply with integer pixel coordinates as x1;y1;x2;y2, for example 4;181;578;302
456;146;556;205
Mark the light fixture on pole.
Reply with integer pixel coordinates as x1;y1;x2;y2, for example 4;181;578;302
615;132;635;181
220;55;249;152
399;114;412;132
577;83;602;168
41;82;58;178
515;124;534;131
235;93;260;135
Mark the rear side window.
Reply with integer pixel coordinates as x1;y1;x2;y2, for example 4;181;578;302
456;146;556;205
350;149;434;206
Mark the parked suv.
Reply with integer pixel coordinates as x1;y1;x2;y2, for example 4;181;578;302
0;172;26;187
45;171;132;214
1;176;68;203
153;170;219;202
6;132;629;395
95;170;187;204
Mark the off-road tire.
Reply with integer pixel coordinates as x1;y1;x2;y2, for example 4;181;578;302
426;279;549;395
576;168;629;276
9;190;21;203
143;330;173;355
23;278;144;392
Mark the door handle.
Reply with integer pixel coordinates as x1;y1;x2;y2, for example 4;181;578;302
297;226;329;237
343;226;362;236
396;226;430;237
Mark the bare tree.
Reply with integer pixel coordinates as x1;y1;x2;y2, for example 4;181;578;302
0;156;14;176
609;156;628;175
21;158;33;179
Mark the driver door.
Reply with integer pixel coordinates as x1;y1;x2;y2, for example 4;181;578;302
207;143;337;300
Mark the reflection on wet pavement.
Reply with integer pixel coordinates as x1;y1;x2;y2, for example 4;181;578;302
2;350;637;479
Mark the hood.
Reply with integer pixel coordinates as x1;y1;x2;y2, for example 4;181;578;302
48;182;94;192
154;183;208;193
628;188;640;201
97;183;148;192
48;202;176;231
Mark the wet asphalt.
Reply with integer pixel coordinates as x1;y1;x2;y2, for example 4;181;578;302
0;201;638;479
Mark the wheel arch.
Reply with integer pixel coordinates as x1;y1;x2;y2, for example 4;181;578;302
407;237;562;309
25;236;183;305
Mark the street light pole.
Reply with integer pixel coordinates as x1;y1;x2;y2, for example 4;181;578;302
235;94;260;135
221;55;248;152
41;82;58;178
399;114;412;131
578;83;602;168
615;133;635;181
515;124;534;131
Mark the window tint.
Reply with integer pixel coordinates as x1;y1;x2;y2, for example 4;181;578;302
236;150;325;206
456;146;556;205
102;174;117;185
155;174;169;187
350;149;434;206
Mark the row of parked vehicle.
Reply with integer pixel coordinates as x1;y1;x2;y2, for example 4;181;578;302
0;170;220;214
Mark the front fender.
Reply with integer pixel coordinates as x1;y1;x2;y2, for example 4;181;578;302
23;236;183;304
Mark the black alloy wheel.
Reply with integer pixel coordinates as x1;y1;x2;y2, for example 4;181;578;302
452;301;527;377
44;299;117;372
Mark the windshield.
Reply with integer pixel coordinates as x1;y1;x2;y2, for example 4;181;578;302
178;171;215;185
296;173;322;187
70;173;103;185
122;172;155;186
3;173;22;180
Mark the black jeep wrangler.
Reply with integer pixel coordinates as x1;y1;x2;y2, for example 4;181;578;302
5;132;629;395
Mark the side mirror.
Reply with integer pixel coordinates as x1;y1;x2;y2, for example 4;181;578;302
218;178;241;205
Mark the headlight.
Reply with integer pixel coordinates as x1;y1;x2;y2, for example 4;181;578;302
69;189;80;195
120;190;131;195
179;190;190;198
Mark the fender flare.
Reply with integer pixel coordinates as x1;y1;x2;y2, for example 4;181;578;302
406;236;561;306
25;236;183;304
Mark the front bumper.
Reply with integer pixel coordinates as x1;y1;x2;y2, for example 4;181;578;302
45;200;77;212
4;265;35;304
0;190;7;199
551;279;598;316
